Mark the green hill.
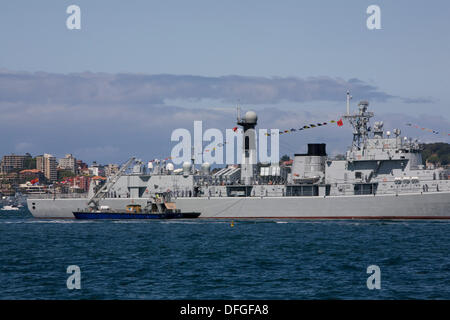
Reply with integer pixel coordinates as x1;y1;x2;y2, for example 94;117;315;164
421;143;450;166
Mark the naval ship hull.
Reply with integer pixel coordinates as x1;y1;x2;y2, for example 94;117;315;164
28;192;450;219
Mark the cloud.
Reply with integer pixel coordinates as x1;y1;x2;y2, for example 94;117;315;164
14;142;32;152
0;69;445;164
401;97;437;104
74;146;120;162
0;70;395;106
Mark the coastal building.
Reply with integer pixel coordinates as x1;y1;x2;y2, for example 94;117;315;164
0;153;32;173
105;164;119;177
58;154;77;173
79;167;90;176
36;154;57;182
76;159;88;170
36;156;44;173
19;169;45;183
89;161;105;177
72;175;91;192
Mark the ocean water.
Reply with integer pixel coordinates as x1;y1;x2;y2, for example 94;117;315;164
1;209;450;299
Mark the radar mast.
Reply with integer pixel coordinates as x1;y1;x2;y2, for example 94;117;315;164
343;93;374;151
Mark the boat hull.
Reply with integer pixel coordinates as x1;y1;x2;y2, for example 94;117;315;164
72;211;200;219
28;192;450;219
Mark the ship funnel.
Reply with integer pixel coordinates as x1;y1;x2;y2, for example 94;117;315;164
307;144;327;156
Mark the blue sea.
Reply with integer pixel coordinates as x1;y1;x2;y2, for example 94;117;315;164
1;209;450;299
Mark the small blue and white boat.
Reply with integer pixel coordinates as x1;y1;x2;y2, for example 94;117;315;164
73;194;200;220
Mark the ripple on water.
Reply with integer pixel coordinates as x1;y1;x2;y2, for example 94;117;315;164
0;214;450;299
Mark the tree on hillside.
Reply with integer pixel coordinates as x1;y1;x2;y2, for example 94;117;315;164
421;143;450;166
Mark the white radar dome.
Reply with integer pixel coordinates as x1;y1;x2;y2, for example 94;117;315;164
201;162;211;175
244;110;258;124
182;161;192;176
182;161;192;170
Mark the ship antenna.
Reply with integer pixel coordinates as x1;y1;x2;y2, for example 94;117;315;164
237;100;241;121
346;91;352;115
191;145;196;174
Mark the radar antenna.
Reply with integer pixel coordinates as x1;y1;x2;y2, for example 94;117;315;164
343;95;374;151
236;101;242;122
346;91;352;115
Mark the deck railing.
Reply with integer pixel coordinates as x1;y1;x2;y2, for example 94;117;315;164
27;193;89;199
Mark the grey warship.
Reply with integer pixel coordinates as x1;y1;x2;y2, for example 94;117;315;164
28;92;450;219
